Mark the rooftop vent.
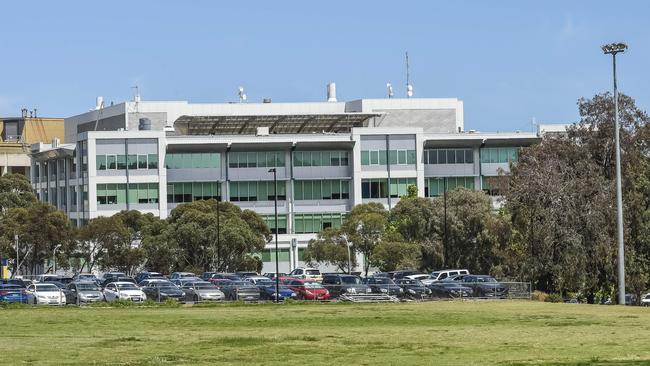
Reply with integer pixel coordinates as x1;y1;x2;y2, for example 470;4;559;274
327;82;337;102
263;98;272;103
51;137;60;148
139;118;152;131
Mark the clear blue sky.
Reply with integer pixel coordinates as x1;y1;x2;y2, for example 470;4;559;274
1;1;648;132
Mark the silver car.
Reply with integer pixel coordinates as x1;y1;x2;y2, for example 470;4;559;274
64;281;104;304
181;281;225;302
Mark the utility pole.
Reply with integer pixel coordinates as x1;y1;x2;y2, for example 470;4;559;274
269;168;280;303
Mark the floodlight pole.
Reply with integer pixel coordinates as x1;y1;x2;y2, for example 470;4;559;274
269;168;280;303
602;42;627;305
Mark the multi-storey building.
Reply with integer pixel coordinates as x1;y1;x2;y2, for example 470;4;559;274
30;93;538;272
1;111;64;176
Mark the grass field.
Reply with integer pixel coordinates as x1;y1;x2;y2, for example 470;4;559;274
1;300;650;365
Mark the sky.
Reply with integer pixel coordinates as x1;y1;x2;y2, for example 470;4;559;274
0;1;648;132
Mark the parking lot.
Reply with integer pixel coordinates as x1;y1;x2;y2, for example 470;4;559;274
0;269;534;306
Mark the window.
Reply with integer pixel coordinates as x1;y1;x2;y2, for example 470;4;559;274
361;179;388;198
293;180;350;200
96;155;107;171
480;147;519;164
362;150;416;166
229;181;286;201
294;213;346;234
424;177;475;197
128;155;138;169
107;155;117;169
389;178;417;198
261;215;287;234
148;154;158;169
424;149;474;165
138;155;148;169
228;152;285;168
165;152;219;169
292;151;349;167
97;183;158;205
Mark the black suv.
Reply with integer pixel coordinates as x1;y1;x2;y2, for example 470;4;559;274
363;277;403;297
321;274;372;298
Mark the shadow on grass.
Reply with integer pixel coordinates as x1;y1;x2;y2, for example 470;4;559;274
508;359;650;366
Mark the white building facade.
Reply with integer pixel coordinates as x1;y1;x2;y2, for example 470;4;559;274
30;97;538;273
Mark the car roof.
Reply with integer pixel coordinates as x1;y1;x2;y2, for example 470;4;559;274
108;281;139;285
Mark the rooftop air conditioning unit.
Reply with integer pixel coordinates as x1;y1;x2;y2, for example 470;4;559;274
256;127;269;136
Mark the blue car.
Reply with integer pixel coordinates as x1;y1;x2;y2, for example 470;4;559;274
0;284;29;303
259;284;297;301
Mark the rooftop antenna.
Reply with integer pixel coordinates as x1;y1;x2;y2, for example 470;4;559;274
238;86;247;103
386;83;394;98
406;51;413;98
131;85;141;103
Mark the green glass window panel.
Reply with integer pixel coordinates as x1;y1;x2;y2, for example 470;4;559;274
361;151;370;165
295;216;304;233
490;149;498;163
107;155;117;170
378;150;387;165
308;151;318;167
230;182;239;200
97;184;106;197
276;152;285;167
498;149;508;163
128;184;137;203
261;250;271;262
256;181;266;200
389;180;398;197
212;153;221;168
454;150;463;164
407;150;416;164
330;151;340;166
370;150;379;165
96;155;106;170
128;155;138;169
167;184;174;203
149;184;159;200
294;181;303;200
508;148;518;162
312;181;321;200
192;182;201;199
320;152;330;166
331;180;341;199
305;214;314;233
117;184;127;203
117;155;127;170
303;180;313;200
397;150;406;164
137;155;147;169
341;180;350;199
322;180;332;199
293;152;300;167
388;150;398;165
248;182;257;200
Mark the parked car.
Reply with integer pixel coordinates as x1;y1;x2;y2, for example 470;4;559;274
363;277;403;297
135;271;164;284
220;281;261;301
245;276;274;285
0;284;29;303
321;274;372;298
285;279;330;300
73;273;101;286
641;293;650;307
386;270;418;281
170;272;196;280
181;281;225;302
208;278;233;290
460;275;508;298
170;277;202;287
427;281;473;298
101;272;126;283
26;283;66;305
42;281;66;289
102;276;136;288
288;267;322;282
262;272;287;280
2;278;32;288
210;273;242;281
38;275;74;285
395;279;431;299
430;269;470;282
200;272;217;281
258;284;297;301
63;281;104;304
405;274;431;281
140;280;185;302
235;271;259;278
103;282;147;302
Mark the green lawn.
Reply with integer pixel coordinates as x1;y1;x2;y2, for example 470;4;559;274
1;300;650;365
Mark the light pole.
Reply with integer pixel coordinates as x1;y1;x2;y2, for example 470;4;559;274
215;183;221;272
602;42;628;305
342;234;352;274
268;168;280;303
14;234;19;278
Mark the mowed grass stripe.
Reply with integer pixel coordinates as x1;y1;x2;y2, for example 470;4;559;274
1;301;649;365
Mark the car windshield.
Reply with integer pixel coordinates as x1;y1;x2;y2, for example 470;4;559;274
304;282;323;289
155;282;176;288
35;284;59;292
431;272;440;277
400;279;421;285
306;270;320;275
256;279;274;285
477;277;496;283
341;276;361;284
76;283;100;291
116;283;138;290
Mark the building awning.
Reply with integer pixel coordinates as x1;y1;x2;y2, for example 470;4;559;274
174;113;379;135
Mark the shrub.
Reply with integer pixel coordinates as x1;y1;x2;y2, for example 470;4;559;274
544;293;564;303
530;291;548;302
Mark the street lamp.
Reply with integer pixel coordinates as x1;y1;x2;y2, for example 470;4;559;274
602;41;627;305
268;168;280;303
341;234;353;274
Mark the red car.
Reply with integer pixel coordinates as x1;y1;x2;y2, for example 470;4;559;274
286;279;330;300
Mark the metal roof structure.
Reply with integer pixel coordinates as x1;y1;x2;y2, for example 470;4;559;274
173;113;380;135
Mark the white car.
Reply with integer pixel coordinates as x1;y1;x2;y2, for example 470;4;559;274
103;282;147;302
430;269;470;282
289;267;322;282
27;283;66;305
642;293;650;306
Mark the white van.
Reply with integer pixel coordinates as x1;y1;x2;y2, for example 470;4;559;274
430;269;469;282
